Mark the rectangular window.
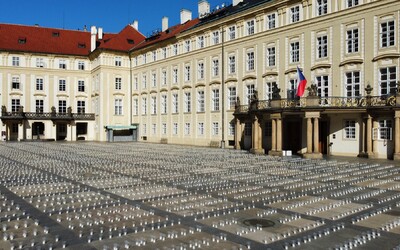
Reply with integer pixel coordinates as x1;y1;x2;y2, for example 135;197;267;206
377;120;392;140
152;124;157;135
172;93;179;114
184;92;191;113
142;74;147;89
59;79;66;92
78;80;85;92
36;78;43;91
288;79;297;99
345;71;360;97
212;89;220;111
12;56;20;66
344;120;356;139
172;68;178;84
142;124;147;135
316;0;328;16
212;31;220;44
133;98;138;115
228;26;236;40
198;36;205;49
380;21;395;48
151;73;157;88
115;77;122;90
36;58;45;68
228;87;237;110
265;81;274;100
317;35;328;58
134;76;138;90
198;62;205;79
246;84;255;104
35;100;44;113
290;6;300;23
173;44;178;55
379;66;397;96
266;47;276;67
197;90;205;112
59;59;67;69
246;20;255;35
316;75;329;97
115;57;122;66
58;100;67;113
11;99;20;112
185;123;191;135
151;96;157;115
212;59;219;77
162;48;167;59
143;54;147;64
114;99;123;115
290;42;300;63
198;122;204;136
152;51;157;61
229;122;235;136
228;55;236;74
347;0;359;8
267;13;276;29
212;122;219;136
185;40;191;52
162;123;167;135
247;51;255;71
78;61;85;70
77;100;85;114
161;70;167;85
185;65;191;82
142;97;147;115
173;123;178;135
346;28;359;53
161;94;167;114
12;77;20;90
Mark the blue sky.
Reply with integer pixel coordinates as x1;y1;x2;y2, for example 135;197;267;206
0;0;226;36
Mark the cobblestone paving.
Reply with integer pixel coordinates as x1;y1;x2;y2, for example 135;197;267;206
0;142;400;249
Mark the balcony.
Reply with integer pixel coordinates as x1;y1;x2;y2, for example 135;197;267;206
1;111;95;121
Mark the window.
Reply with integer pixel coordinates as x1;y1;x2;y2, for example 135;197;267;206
12;77;20;90
246;20;255;35
212;59;219;77
172;93;179;114
12;56;20;66
59;59;67;69
267;13;276;29
185;65;191;82
185;123;191;135
290;6;300;23
197;91;205;112
345;71;360;97
247;51;255;71
317;35;328;58
380;20;395;48
229;122;235;136
377;120;392;140
228;26;236;40
266;47;276;67
115;57;122;66
59;79;66;92
173;123;178;135
35;100;44;113
246;84;255;104
228;87;237;110
36;78;43;91
184;92;191;113
228;55;236;74
133;98;138;116
152;51;157;61
142;74;147;89
173;44;178;55
115;77;122;90
58;100;67;113
162;123;167;135
212;122;219;136
265;81;274;100
115;99;123;115
198;36;205;48
379;67;397;96
78;61;85;70
344;120;356;139
288;79;297;99
36;58;45;68
77;101;85;114
316;0;328;16
316;75;329;97
134;76;138;90
142;124;147;135
198;62;205;79
151;96;157;115
198;122;204;136
143;54;147;64
185;40;191;52
151;73;157;88
161;70;167;85
172;68;178;84
78;80;85;92
347;0;359;8
346;28;359;53
162;48;167;59
161;94;167;114
212;89;220;111
290;42;300;63
141;97;147;115
11;99;20;112
152;124;157;135
212;31;220;45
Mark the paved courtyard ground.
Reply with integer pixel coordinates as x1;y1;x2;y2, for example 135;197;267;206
0;142;400;249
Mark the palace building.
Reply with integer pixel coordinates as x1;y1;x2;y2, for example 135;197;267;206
0;0;399;160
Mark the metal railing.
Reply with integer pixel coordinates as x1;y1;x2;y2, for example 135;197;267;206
1;112;95;120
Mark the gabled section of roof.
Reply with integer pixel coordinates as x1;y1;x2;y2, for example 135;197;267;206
97;25;145;52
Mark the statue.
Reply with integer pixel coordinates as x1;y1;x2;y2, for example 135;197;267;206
251;90;259;103
67;106;72;115
307;84;318;97
51;106;56;115
396;81;400;94
18;106;24;114
235;96;241;109
272;82;281;100
1;106;6;115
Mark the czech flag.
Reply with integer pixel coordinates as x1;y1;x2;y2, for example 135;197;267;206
296;66;307;97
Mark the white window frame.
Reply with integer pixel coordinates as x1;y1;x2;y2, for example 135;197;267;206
184;92;191;113
228;55;236;74
212;122;219;136
380;20;395;48
266;46;276;67
228;26;236;40
172;93;179;114
212;59;219;77
197;90;205;112
212;31;220;45
115;77;122;90
141;97;147;115
198;62;205;80
246;20;255;35
161;94;167;114
198;122;204;136
184;65;191;82
114;99;123;115
198;36;205;49
290;41;300;63
346;28;359;54
317;35;328;59
344;120;356;139
212;89;220;111
345;71;360;97
246;51;255;71
228;86;237;110
316;0;328;16
151;96;157;115
267;13;276;29
290;5;300;23
379;66;397;96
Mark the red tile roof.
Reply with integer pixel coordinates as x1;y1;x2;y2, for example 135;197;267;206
0;23;145;56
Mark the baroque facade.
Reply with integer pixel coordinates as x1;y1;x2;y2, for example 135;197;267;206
0;0;399;159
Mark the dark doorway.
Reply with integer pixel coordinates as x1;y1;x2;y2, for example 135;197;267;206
57;123;67;141
32;122;45;139
76;123;87;140
283;119;302;155
319;120;329;154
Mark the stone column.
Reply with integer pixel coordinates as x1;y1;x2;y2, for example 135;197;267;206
235;119;242;150
250;116;263;154
70;123;77;141
307;117;313;154
313;117;319;153
269;113;283;156
258;118;263;150
18;123;24;141
366;115;373;156
394;111;400;160
304;112;323;159
271;119;277;151
277;118;282;152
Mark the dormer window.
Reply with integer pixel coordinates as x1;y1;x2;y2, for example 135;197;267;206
52;32;60;37
127;39;134;44
78;43;86;48
18;37;26;44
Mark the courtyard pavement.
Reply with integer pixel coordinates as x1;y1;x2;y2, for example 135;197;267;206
0;142;399;249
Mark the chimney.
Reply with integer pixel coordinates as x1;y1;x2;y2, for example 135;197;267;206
98;27;103;40
83;25;87;32
233;0;243;6
162;17;169;32
180;9;192;24
198;0;210;17
90;25;97;52
131;20;139;30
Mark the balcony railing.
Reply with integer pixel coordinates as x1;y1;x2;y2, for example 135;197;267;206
235;95;397;114
1;112;95;120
